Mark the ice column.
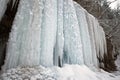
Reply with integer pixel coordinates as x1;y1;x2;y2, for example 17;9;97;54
85;12;99;67
63;0;84;64
74;3;93;67
40;0;57;67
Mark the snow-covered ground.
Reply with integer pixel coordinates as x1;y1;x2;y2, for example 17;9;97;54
0;64;120;80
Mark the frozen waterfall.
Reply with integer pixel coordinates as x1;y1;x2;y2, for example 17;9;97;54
2;0;107;71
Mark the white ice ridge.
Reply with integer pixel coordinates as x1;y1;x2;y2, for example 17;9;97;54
2;0;107;71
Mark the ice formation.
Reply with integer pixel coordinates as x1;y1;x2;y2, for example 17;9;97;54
0;0;8;21
2;0;107;71
54;0;64;66
74;3;94;67
63;0;84;65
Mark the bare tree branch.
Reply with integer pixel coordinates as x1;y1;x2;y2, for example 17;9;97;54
98;0;117;19
106;20;120;39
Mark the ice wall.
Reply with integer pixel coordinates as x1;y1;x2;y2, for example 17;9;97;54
2;0;107;71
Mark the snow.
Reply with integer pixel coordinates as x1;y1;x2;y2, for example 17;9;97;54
0;66;56;80
1;65;120;80
74;2;94;67
55;65;99;80
40;0;57;67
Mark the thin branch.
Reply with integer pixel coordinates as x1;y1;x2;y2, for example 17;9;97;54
98;0;117;19
106;21;120;39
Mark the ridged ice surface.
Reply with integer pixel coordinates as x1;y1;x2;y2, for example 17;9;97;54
2;0;107;71
74;3;93;67
63;0;83;65
54;0;64;66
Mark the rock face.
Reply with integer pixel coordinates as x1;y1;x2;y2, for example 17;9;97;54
0;36;7;70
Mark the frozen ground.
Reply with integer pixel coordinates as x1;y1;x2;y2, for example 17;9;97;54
0;64;120;80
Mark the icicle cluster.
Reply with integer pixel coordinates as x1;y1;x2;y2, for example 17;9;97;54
2;0;107;71
74;2;107;68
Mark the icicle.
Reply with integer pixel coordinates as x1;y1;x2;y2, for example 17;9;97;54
74;2;93;67
3;0;43;70
96;23;105;60
0;0;8;21
103;30;107;55
12;0;16;8
85;12;99;68
63;0;84;65
92;17;107;65
92;18;100;58
54;0;64;66
40;0;57;67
